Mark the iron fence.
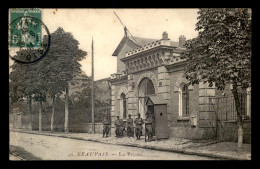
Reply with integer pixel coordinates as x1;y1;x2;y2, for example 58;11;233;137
209;93;250;121
20;105;111;132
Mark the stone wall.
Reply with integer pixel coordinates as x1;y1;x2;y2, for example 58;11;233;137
217;120;251;143
169;126;215;140
168;71;208;139
198;82;216;129
84;123;104;133
167;68;217;139
111;82;128;117
168;71;200;125
110;81;128;134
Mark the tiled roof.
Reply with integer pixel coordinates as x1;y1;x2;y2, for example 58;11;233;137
146;95;167;105
131;36;179;48
112;35;179;57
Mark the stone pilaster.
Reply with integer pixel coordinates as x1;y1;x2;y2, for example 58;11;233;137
127;74;138;119
110;85;116;135
157;66;171;127
111;85;116;118
198;82;216;128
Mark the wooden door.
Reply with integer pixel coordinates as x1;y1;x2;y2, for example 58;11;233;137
154;105;169;139
148;105;155;136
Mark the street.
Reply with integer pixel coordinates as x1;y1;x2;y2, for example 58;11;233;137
9;131;215;160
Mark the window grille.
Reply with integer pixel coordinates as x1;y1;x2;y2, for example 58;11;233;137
182;84;189;116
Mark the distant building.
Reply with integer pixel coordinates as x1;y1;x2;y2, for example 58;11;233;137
94;77;111;106
64;74;111;107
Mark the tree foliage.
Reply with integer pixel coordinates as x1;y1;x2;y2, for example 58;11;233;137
181;8;251;90
43;27;87;95
9;27;87;114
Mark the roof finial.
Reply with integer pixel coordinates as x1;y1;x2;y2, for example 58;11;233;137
162;31;169;40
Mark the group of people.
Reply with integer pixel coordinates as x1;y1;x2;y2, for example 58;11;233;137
102;112;154;142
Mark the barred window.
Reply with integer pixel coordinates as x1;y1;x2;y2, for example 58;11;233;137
182;84;189;116
179;83;189;117
120;93;127;120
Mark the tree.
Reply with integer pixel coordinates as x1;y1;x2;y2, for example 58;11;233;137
10;27;87;133
181;8;251;148
10;60;35;130
9;64;27;125
10;52;48;131
10;35;50;131
34;60;48;131
42;27;87;132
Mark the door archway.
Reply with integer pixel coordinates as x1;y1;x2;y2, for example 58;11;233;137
138;77;155;118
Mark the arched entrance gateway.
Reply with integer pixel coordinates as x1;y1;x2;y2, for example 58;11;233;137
138;77;169;139
138;77;155;118
138;77;156;136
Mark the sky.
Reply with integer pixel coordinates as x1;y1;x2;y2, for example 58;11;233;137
9;8;199;80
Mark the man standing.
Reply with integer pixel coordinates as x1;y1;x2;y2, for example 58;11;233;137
102;115;110;138
119;118;125;137
114;116;121;138
134;113;144;140
144;112;153;142
127;114;134;137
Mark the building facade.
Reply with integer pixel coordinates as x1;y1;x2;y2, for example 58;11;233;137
109;31;251;141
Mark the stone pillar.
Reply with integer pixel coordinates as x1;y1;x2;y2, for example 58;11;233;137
127;74;138;119
198;82;216;128
157;66;171;127
110;85;116;135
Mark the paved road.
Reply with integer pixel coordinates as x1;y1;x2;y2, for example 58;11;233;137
10;131;215;160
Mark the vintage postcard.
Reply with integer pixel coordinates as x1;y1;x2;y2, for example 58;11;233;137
9;8;251;160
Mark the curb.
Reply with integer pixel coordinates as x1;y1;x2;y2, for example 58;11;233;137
10;151;25;161
11;130;250;160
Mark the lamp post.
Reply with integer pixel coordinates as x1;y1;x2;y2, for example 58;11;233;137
91;37;95;133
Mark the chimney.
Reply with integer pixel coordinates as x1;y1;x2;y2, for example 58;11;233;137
179;35;186;48
161;31;170;46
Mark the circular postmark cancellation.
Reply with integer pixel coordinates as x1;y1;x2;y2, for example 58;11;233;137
9;8;50;64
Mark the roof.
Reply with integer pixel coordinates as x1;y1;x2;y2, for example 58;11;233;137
146;95;167;105
112;35;179;56
133;37;179;47
112;36;139;56
94;77;111;82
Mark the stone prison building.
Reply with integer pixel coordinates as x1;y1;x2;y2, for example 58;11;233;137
109;31;251;142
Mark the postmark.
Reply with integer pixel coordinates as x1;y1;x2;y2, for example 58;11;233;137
9;8;50;64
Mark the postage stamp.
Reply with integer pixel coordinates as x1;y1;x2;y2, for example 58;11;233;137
9;8;50;64
10;8;42;48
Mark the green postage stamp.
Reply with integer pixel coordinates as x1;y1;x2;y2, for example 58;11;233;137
9;8;42;48
9;8;50;64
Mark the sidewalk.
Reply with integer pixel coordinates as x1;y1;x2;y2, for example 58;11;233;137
10;128;251;160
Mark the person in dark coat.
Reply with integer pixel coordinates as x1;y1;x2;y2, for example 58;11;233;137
102;115;110;138
144;112;153;142
134;113;144;140
119;118;124;137
114;116;121;138
126;114;134;137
